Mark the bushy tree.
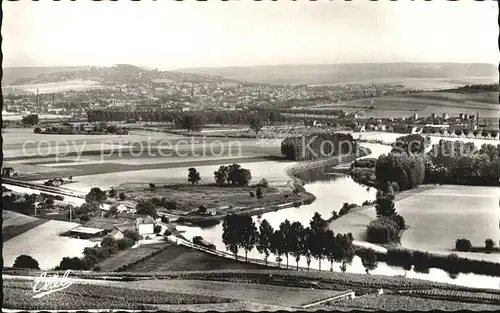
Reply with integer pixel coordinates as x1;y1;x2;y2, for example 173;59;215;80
188;167;201;185
256;219;274;266
309;213;327;271
80;214;90;223
222;214;242;259
109;188;116;198
123;229;141;242
271;229;286;268
454;129;462;137
85;187;107;203
154;225;162;234
367;216;400;243
281;132;357;161
256;187;263;199
325;229;338;272
375;190;396;217
302;227;313;270
55;257;89;270
22;114;39;125
119;192;126;200
117;237;135;250
180;114;204;131
279;219;292;269
256;178;269;188
249;116;264;134
455;238;472;252
359;248;378;274
101;236;118;253
376;152;425;191
228;164;252;186
239;214;258;262
136;199;157;219
485;238;495;251
214;165;230;186
288;221;305;270
13;255;40;269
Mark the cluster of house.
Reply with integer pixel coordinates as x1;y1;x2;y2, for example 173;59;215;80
67;207;158;240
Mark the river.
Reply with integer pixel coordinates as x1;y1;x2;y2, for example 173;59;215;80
176;141;500;290
16;132;498;289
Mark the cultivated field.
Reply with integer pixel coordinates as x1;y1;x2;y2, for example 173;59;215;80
2;80;105;94
328;184;500;263
2;210;50;242
57;160;294;193
96;243;169;272
316;91;499;119
323;294;500;311
3;279;234;310
3;210;39;228
118;279;344;308
126;244;269;272
397;185;500;261
3;220;95;270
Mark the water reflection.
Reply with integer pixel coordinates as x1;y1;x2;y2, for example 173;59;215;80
294;166;345;184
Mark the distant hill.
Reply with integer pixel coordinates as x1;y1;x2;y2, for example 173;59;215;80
178;63;498;86
2;64;239;87
2;66;91;85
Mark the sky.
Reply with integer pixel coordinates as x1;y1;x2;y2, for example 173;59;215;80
3;0;499;70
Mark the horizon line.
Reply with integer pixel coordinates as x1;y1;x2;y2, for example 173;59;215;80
4;61;498;71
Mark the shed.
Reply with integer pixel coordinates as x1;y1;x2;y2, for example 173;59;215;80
69;226;106;239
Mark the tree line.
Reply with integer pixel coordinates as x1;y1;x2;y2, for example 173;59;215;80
86;109;288;127
425;140;500;185
421;127;498;139
222;212;364;272
375;135;500;191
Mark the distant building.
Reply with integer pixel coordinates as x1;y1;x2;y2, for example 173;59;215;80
458;113;465;120
442;113;449;120
412;113;419;120
430;113;437;119
468;114;476;120
135;215;155;235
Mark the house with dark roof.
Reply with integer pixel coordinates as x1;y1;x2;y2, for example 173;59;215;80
109;222;135;240
84;217;131;235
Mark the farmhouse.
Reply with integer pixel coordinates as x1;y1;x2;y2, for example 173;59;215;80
109;223;135;240
68;226;106;239
135;215;155;235
85;217;131;235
